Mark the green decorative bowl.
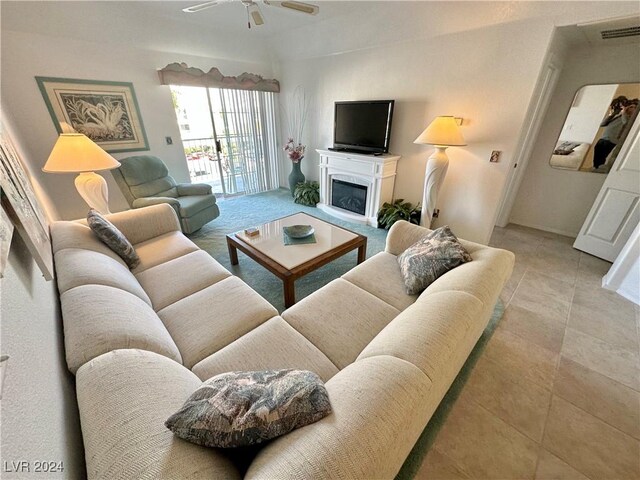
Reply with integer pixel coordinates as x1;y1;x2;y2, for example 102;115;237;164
283;225;315;239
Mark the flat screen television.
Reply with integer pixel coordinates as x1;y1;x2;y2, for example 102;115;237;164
333;100;395;154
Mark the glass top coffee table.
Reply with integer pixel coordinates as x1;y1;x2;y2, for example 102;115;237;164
226;212;367;308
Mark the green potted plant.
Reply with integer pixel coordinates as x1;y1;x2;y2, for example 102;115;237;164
377;199;421;229
293;181;320;207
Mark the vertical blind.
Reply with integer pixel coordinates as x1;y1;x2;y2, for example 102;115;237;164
215;88;280;195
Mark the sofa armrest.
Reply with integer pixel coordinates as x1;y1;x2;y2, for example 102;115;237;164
176;183;213;196
245;356;433;479
76;350;241;479
132;196;180;209
385;220;431;255
105;203;181;245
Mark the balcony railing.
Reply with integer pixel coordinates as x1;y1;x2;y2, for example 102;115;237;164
183;137;223;192
183;136;254;196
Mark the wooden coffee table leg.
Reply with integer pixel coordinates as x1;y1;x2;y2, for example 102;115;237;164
283;277;296;308
227;238;239;265
357;240;367;264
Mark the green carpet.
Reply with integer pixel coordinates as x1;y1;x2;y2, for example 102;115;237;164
189;188;505;477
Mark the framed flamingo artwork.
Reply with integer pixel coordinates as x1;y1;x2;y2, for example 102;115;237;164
36;77;149;153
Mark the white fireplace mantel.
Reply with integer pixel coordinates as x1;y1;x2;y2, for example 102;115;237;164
316;149;400;226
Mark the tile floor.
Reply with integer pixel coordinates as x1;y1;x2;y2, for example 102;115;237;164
416;223;640;480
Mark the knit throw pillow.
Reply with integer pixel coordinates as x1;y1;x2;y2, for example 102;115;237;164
165;369;332;448
397;225;472;295
86;209;140;269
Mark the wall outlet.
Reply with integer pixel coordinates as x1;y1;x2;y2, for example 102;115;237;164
490;150;501;163
165;136;173;145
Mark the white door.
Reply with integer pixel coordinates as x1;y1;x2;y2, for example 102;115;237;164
573;117;640;262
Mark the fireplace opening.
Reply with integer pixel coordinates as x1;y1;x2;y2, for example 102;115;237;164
331;179;367;216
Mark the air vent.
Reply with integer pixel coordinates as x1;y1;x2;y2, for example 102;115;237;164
601;25;640;39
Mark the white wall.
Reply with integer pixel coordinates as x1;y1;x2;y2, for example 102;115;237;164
1;29;273;221
0;236;85;479
558;84;617;143
275;18;555;243
509;41;640;237
0;117;84;479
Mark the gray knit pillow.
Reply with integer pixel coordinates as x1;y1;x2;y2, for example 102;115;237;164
397;225;472;295
87;209;140;269
166;369;332;448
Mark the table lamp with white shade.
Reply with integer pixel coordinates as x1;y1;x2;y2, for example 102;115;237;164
414;116;466;227
43;133;121;214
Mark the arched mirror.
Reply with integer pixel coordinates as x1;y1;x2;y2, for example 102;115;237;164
550;83;639;173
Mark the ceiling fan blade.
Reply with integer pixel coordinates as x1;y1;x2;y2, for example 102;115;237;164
248;4;265;26
182;1;222;13
264;1;319;15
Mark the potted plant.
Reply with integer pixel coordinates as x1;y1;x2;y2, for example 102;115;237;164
293;181;320;207
377;199;421;229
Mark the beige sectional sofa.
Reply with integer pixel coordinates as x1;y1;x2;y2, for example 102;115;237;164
51;204;514;479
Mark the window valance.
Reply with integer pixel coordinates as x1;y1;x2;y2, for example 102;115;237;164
157;63;280;93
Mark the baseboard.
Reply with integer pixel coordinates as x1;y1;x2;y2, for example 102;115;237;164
508;220;577;239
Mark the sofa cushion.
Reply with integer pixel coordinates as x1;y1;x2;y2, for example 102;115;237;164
135;251;231;311
166;369;332;448
176;195;218;218
131;231;200;274
158;276;278;368
245;356;432;480
76;349;241;479
61;285;182;373
282;279;399;369
397;225;472;295
358;291;483;383
87;209;141;269
342;251;418;311
54;248;151;306
192;317;339;383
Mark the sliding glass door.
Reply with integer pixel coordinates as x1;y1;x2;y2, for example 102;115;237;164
171;85;280;197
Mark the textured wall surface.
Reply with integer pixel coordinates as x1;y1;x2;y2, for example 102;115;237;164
0;233;85;479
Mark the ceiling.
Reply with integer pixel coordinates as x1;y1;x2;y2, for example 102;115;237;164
2;1;640;63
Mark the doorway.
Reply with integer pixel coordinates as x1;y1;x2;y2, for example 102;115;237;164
171;85;280;197
495;19;640;261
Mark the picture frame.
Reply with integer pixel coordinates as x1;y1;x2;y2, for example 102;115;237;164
0;202;14;278
0;126;54;280
36;76;149;153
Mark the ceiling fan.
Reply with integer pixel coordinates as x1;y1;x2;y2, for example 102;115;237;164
182;0;319;29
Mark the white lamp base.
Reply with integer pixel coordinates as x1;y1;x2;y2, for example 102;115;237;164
420;146;449;227
75;172;111;214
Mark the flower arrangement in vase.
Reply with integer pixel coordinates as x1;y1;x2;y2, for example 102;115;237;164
282;86;309;196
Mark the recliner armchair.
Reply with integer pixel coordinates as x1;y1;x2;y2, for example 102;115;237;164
112;155;219;234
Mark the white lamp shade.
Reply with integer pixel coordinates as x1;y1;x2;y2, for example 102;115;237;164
414;116;466;147
43;133;121;173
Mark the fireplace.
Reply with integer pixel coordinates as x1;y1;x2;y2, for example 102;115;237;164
317;149;400;226
331;179;367;216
